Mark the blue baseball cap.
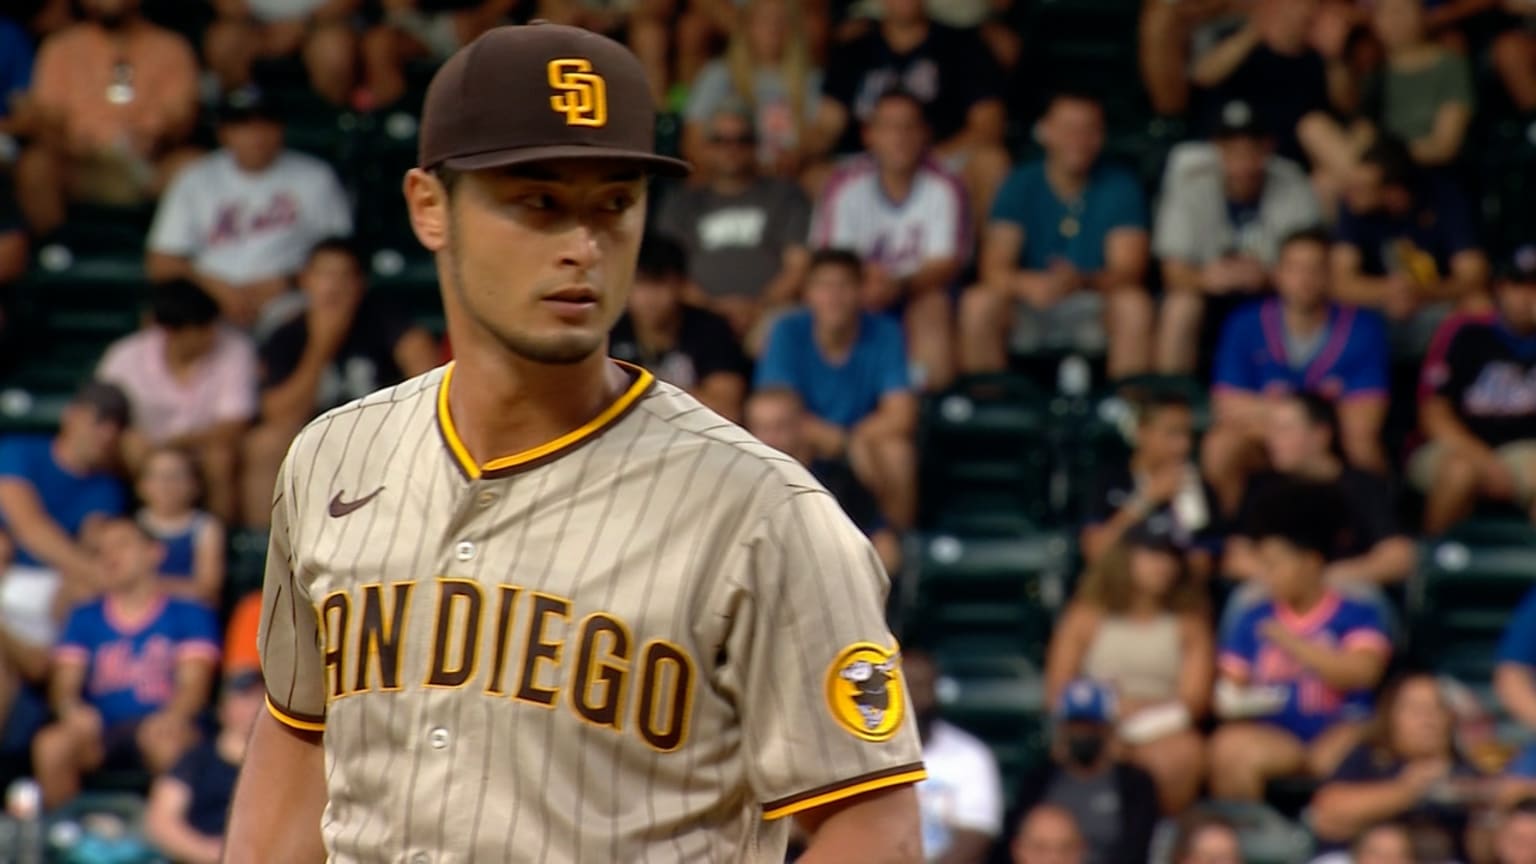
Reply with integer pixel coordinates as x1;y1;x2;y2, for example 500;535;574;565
1056;679;1117;724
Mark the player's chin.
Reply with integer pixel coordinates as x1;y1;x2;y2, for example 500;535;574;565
500;328;608;366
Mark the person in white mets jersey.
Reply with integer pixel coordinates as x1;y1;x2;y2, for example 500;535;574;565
221;21;926;864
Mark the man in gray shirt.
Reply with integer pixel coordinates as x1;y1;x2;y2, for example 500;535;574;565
1152;100;1321;374
655;107;812;352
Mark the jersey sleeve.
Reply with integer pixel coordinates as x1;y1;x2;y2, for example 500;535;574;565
257;445;327;732
146;169;201;257
1341;311;1390;398
54;606;93;666
1338;600;1392;657
173;601;222;664
719;489;926;821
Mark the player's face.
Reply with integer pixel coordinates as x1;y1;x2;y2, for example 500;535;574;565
95;521;161;593
1128;547;1180;602
1498;814;1536;864
627;274;681;329
137;449;198;513
1041;100;1105;178
1391;676;1451;759
1138;405;1192;466
1256;537;1322;604
706;115;757;180
1274;240;1329;310
1374;0;1425;50
1178;826;1243;864
866;99;927;175
414;160;647;366
804;263;861;333
1218;136;1269;203
301;250;365;307
220;119;285;173
1355;825;1415;864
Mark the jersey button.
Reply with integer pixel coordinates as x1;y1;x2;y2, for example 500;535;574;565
428;727;450;750
455;541;476;562
476;490;498;508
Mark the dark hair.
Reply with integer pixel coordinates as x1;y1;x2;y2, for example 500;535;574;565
1359;134;1417;191
1242;477;1345;559
140;444;206;498
1277;390;1340;456
304;236;363;269
807;248;864;281
1075;537;1201;615
636;234;688;282
1168;810;1240;864
1044;88;1105;115
149;279;220;330
1129;388;1192;427
1278;225;1333;258
99;514;158;545
432;165;463;198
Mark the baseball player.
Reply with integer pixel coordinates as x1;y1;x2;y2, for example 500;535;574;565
223;22;926;864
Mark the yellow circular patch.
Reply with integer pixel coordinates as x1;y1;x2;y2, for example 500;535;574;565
824;643;906;742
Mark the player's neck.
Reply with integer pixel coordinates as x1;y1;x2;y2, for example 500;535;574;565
445;347;628;467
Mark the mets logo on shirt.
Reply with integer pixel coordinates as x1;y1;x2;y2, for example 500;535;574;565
826;643;906;742
548;58;607;127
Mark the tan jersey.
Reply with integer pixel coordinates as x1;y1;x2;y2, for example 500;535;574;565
257;361;925;863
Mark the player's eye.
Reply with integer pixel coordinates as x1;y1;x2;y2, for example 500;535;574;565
599;192;636;213
518;193;557;211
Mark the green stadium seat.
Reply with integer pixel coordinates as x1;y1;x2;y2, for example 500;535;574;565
1410;518;1536;685
917;374;1055;531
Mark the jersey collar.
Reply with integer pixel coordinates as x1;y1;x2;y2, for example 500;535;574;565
436;360;655;481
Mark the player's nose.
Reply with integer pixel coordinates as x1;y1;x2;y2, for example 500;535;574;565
557;224;601;271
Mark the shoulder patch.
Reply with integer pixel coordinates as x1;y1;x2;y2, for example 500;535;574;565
825;643;906;742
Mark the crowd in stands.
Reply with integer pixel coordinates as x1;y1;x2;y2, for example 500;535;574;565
10;0;1536;861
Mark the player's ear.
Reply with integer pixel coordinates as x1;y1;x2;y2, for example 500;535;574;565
404;168;450;253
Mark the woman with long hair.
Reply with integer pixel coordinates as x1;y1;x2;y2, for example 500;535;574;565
682;0;823;177
1044;525;1213;813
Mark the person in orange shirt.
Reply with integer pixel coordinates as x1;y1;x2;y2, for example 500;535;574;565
223;590;261;678
15;0;201;235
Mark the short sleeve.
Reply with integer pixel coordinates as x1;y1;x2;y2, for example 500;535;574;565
1151;178;1198;263
1218;606;1262;681
1101;169;1149;232
1339;601;1391;656
1498;587;1536;667
927;172;967;261
776;187;813;252
1434;182;1479;258
78;478;126;522
0;438;32;481
951;738;1004;836
174;602;222;663
1341;311;1389;397
54;606;92;665
718;490;926;820
258;446;326;731
1213;305;1260;392
809;179;844;249
147;169;202;257
212;333;259;424
873;319;911;397
754;316;801;392
313;168;354;238
1443;53;1475;109
989;168;1032;228
259;323;305;391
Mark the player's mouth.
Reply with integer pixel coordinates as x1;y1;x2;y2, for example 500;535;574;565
541;285;600;319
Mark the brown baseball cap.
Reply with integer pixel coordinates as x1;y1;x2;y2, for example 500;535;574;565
418;23;690;177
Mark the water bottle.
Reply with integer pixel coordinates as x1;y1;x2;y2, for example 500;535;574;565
6;778;43;864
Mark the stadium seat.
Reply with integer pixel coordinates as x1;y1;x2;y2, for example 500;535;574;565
224;528;271;614
1410;518;1536;687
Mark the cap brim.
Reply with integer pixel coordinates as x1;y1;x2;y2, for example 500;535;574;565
440;145;692;177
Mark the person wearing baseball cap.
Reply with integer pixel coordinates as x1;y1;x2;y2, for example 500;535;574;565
1006;679;1160;864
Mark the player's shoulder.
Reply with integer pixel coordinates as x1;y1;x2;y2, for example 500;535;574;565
285;366;445;469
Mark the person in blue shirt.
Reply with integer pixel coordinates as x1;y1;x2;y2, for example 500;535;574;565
0;16;32;135
755;248;917;530
0;381;128;723
1497;585;1536;778
32;517;220;809
958;90;1153;380
1209;479;1392;802
1204;227;1391;514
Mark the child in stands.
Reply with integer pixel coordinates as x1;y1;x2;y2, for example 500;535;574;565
137;446;224;606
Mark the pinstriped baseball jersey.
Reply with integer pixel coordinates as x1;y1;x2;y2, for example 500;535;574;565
258;360;925;863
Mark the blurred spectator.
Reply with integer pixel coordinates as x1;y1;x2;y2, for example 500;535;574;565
1496;799;1536;864
1304;0;1474;210
0;180;26;375
240;238;436;528
754;248;917;530
1167;810;1244;864
682;0;823;176
1203;228;1389;513
146;86;353;333
1493;3;1536;114
203;0;360;107
1010;680;1160;864
1081;389;1220;572
656;107;812;346
1210;479;1392;801
361;0;520;108
1046;525;1212;814
0;382;128;719
1009;804;1088;864
96;279;257;523
609;235;749;421
1307;821;1420;864
144;665;264;864
810;89;964;390
14;0;200;235
745;388;902;572
1139;0;1256;120
1332;135;1488;321
1311;673;1486;859
1497;585;1536;749
958;91;1152;380
0;15;33;136
533;0;671;107
1223;392;1414;587
222;591;262;678
1195;0;1351;164
33;517;219;808
905;648;1004;864
816;0;1010;224
1412;247;1536;533
1153;101;1322;375
136;446;224;606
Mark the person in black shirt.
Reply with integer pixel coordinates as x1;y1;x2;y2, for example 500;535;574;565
144;668;266;864
1414;248;1536;533
816;0;1009;224
239;238;440;528
609;234;749;422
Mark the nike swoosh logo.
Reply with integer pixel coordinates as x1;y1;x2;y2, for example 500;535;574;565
328;487;385;518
